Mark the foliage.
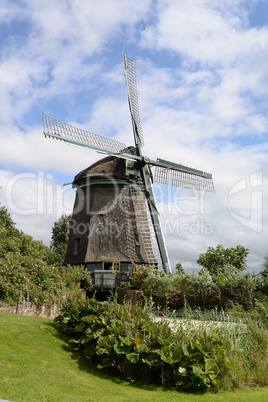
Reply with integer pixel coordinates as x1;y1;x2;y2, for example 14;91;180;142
137;269;220;309
197;245;249;275
55;296;227;392
55;297;268;393
0;254;92;305
141;274;175;303
63;264;93;293
50;214;72;256
175;262;185;274
140;269;219;308
128;263;264;311
174;269;219;297
260;253;268;294
126;264;164;290
214;265;260;308
0;206;92;305
0;205;17;233
262;252;268;272
170;270;220;309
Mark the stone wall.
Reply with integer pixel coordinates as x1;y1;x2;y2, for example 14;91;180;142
0;302;60;319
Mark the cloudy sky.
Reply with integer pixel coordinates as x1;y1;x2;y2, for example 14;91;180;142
1;0;268;272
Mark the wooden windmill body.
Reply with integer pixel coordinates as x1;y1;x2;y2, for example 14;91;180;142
64;154;158;272
43;54;214;274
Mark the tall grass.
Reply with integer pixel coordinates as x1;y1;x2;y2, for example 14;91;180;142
157;303;268;390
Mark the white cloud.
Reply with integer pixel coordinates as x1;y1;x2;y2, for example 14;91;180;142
142;0;267;67
0;168;75;245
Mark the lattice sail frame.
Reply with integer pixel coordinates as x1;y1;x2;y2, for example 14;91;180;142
154;158;215;192
122;53;144;147
43;113;130;155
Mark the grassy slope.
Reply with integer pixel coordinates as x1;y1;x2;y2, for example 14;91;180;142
0;313;268;402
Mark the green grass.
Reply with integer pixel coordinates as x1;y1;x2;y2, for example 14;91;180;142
0;313;268;401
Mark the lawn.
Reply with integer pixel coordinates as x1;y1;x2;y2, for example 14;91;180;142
0;312;268;401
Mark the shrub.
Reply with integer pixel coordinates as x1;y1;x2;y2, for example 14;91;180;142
0;206;92;305
126;264;163;290
141;274;175;304
55;297;268;393
214;265;259;309
55;297;228;392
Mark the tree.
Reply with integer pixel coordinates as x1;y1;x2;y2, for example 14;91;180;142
197;244;249;275
51;214;72;256
260;252;268;280
0;205;17;233
175;262;185;275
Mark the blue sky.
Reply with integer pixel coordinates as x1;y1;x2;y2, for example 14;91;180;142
1;0;268;272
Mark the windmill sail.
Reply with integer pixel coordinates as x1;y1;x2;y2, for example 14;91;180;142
154;158;215;192
43;113;130;155
122;53;144;148
144;178;171;272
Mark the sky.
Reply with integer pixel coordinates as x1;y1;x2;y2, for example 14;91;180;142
0;0;268;273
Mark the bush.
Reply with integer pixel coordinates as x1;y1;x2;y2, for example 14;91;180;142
0;205;92;305
214;265;259;309
126;264;164;290
141;274;175;304
55;297;227;392
55;297;268;393
0;256;92;305
139;269;220;310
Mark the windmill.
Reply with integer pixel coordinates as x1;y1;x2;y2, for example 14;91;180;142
43;53;214;274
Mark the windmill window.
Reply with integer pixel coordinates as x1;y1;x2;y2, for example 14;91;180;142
74;238;80;256
99;214;104;225
135;232;140;247
112;262;120;271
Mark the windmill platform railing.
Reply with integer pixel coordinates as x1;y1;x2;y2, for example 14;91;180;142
93;270;129;292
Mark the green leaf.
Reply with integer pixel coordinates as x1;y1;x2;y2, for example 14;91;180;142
82;316;94;324
85;335;94;343
94;328;107;339
142;353;161;366
135;344;148;354
191;369;210;391
91;323;102;332
157;336;171;346
74;323;85;332
205;359;219;378
192;365;204;376
97;335;115;354
160;345;181;365
114;339;130;354
68;338;80;344
181;343;189;356
126;353;139;363
118;335;132;346
96;347;109;356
